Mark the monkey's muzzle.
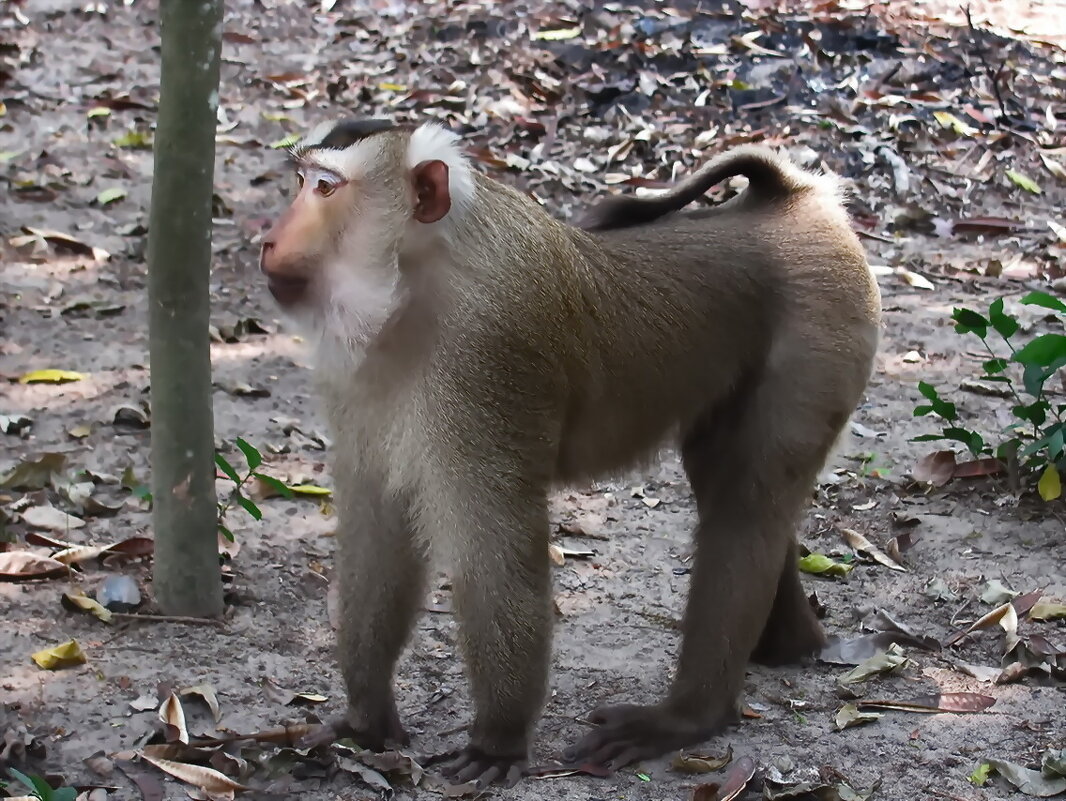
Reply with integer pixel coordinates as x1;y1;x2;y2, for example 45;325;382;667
259;241;310;306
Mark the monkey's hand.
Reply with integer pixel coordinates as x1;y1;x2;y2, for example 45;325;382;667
297;706;409;752
435;746;526;790
562;702;721;772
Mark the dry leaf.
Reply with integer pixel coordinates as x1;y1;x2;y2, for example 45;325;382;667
840;527;906;572
158;692;190;744
0;551;71;581
31;639;87;669
62;591;113;623
138;753;250;793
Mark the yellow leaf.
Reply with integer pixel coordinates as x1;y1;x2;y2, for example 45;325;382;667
798;553;853;577
377;82;407;92
31;639;87;669
1038;464;1061;501
532;26;581;41
289;484;332;497
1006;169;1042;194
19;369;85;384
269;133;300;149
932;111;978;136
62;591;113;623
1029;600;1066;620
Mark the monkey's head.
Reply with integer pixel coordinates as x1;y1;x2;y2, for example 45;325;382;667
259;117;475;348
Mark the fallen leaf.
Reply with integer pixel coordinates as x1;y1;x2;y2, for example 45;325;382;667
896;267;935;290
158;692;189;744
288;483;332;497
986;758;1066;797
96;187;127;205
18;369;85;384
180;684;222;723
835;703;883;730
912;450;956;486
1030;600;1066;621
31;639;87;669
933;111;979;136
0;551;70;581
857;691;995;714
692;754;756;801
61;591;113;623
1038;464;1061;501
671;745;733;774
0;453;67;490
798;553;853;577
981;579;1018;606
838;643;908;685
22;505;86;532
531;26;581;41
138;753;249;793
840;528;906;571
1006;170;1042;195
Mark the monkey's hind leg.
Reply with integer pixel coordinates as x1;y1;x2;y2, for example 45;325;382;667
301;479;427;752
563;371;845;771
750;539;827;666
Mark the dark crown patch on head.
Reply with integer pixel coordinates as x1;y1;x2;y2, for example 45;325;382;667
316;118;396;150
288;118;396;163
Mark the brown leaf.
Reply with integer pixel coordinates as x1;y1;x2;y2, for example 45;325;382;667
138;753;249;793
672;745;733;774
692;755;755;800
857;691;996;714
158;692;189;744
952;458;1003;478
912;450;956;486
0;550;71;581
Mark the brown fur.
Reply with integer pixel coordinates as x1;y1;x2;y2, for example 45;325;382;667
260;125;882;788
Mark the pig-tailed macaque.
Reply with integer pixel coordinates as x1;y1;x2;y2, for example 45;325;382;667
258;117;881;789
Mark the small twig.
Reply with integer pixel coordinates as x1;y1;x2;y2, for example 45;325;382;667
963;5;1013;125
111;612;225;627
854;228;894;244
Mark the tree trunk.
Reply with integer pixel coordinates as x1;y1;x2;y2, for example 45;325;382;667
147;0;224;617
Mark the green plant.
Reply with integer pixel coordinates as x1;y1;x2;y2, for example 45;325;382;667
6;768;76;801
913;291;1066;500
214;437;292;540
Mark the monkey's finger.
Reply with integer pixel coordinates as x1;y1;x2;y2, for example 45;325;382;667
504;763;524;788
470;764;503;788
604;745;647;771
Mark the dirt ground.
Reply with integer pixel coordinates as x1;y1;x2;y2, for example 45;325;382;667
2;0;1065;799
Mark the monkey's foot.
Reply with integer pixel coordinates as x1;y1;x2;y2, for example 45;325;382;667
562;703;718;772
298;708;409;752
436;746;526;790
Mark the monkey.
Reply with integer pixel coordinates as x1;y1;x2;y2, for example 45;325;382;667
257;118;881;790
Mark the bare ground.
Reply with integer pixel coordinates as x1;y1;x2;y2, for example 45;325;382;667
2;1;1065;799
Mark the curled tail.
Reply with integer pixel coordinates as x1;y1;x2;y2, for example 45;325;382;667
577;144;840;232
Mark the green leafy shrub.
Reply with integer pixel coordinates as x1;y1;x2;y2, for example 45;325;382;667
214;437;292;540
913;291;1066;500
6;769;76;801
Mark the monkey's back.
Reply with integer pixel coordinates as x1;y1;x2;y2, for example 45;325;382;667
551;195;880;482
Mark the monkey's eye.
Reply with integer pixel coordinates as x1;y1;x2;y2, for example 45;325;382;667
316;178;337;197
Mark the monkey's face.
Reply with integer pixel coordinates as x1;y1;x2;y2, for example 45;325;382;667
259;118;476;350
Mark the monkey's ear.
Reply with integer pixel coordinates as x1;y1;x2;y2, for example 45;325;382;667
412;159;451;224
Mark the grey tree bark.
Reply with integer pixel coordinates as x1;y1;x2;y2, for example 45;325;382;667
147;0;224;616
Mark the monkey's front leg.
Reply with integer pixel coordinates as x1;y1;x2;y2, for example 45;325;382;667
436;487;554;790
301;474;426;752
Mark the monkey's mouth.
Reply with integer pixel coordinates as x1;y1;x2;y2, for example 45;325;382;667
266;275;310;306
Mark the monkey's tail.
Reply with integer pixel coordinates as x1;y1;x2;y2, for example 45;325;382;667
578;145;830;232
